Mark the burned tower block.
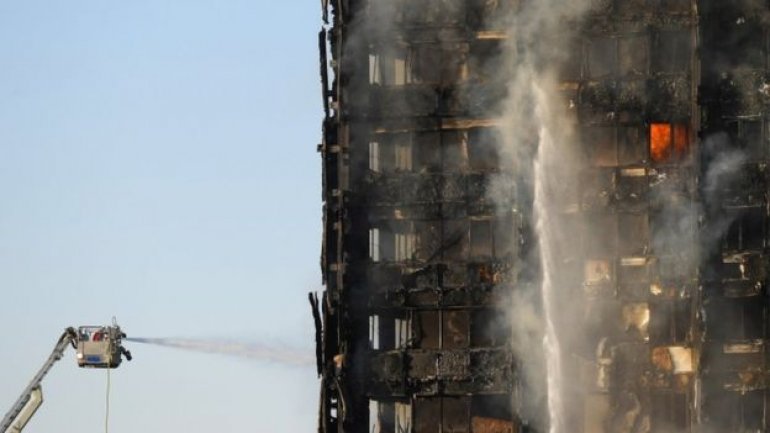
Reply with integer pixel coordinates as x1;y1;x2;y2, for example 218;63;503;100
314;1;770;432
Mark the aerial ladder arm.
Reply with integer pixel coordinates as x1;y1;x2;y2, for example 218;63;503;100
1;327;77;433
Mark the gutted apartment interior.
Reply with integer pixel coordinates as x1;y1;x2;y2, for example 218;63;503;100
313;1;770;432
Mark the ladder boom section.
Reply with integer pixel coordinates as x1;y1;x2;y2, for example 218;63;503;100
1;328;77;433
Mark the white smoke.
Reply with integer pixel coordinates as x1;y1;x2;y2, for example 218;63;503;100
700;132;750;251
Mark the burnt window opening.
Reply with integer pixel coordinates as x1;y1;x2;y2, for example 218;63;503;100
720;254;764;282
706;299;765;340
370;223;418;263
471;395;514;432
703;391;764;432
651;346;693;375
416;311;440;349
370;228;381;262
471;309;509;347
369;54;380;85
442;130;470;172
395;313;413;349
399;0;465;26
415;131;441;172
370;312;413;352
414;310;472;350
414;397;471;433
652;31;691;74
414;398;441;433
619;126;646;165
734;25;767;69
493;216;516;259
380;313;396;351
649;300;690;344
370;400;394;433
585;126;646;167
723;207;766;252
619;213;649;256
466;0;514;30
444;220;470;262
372;133;413;172
619;35;649;76
416;221;442;263
470;219;493;259
617;168;648;203
619;257;649;284
369;47;413;86
654;256;695;286
587;127;617;167
395;402;412;433
560;39;583;81
369;399;412;433
619;257;652;299
369;314;381;350
651;392;689;432
410;44;469;86
723;119;765;159
471;263;499;286
395;232;417;262
580;170;614;209
584;259;613;287
441;47;469;85
585;214;618;256
444;218;516;263
719;256;746;281
393;221;418;262
588;38;617;78
650;123;690;163
585;34;649;78
369;141;381;172
622;303;650;340
443;310;470;349
468;40;505;83
650;204;697;258
468;128;501;171
387;129;476;174
395;142;413;172
411;45;441;84
712;22;766;70
739;120;764;159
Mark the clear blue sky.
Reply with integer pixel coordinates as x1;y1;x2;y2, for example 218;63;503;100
0;1;322;431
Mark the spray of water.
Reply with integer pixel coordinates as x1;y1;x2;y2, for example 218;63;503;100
125;337;314;367
495;3;591;429
532;83;567;433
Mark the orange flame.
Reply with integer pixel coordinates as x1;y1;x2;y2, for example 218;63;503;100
650;123;672;162
673;124;689;156
650;123;689;163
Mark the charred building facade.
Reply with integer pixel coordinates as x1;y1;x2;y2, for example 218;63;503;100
313;1;770;433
